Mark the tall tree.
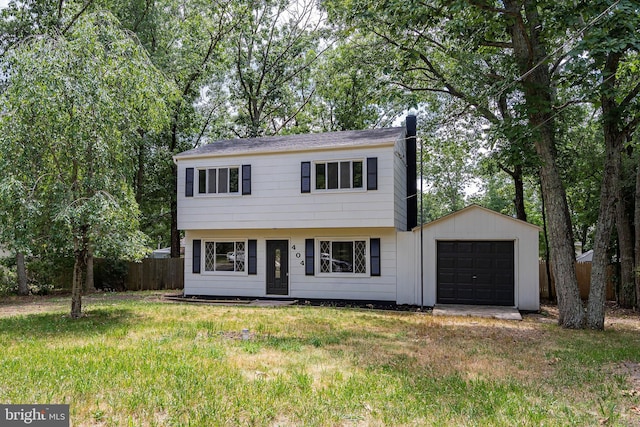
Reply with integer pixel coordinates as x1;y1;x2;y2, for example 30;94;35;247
419;108;484;221
0;11;173;317
104;0;234;258
312;36;409;131
572;0;640;325
324;0;535;221
0;0;98;293
324;0;583;326
229;0;330;138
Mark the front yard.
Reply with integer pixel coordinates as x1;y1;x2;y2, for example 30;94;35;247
0;292;639;426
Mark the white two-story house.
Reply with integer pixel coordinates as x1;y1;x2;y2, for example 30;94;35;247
174;116;540;310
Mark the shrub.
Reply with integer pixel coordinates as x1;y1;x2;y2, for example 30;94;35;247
94;259;128;291
28;256;74;291
0;263;17;296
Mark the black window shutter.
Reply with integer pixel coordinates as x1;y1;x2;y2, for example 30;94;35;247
242;165;252;195
305;239;314;275
192;239;201;274
185;168;194;197
248;240;257;274
301;162;311;193
370;238;381;276
367;158;378;190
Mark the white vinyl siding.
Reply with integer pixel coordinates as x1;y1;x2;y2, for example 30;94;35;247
184;229;398;301
177;142;405;230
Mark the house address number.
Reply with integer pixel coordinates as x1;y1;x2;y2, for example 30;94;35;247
292;244;304;265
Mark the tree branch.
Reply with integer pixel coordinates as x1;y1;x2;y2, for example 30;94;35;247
61;0;94;35
479;40;513;49
619;80;640;110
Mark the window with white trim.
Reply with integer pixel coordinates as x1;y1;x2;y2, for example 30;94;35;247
319;240;367;274
204;241;245;272
198;167;239;194
315;160;363;190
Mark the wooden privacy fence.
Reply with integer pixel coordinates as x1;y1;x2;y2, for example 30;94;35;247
539;261;615;300
126;258;184;291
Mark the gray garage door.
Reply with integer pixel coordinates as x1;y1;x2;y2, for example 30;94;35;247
437;241;514;306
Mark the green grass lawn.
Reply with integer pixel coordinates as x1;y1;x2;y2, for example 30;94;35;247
1;292;639;426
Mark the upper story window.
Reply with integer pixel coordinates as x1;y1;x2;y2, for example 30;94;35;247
198;167;239;194
302;158;375;193
186;165;250;197
315;161;363;190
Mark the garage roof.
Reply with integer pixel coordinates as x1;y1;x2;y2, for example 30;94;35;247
414;204;541;232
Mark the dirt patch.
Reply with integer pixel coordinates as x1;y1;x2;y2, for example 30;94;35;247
618;361;640;393
523;302;640;331
0;291;174;318
0;294;68;318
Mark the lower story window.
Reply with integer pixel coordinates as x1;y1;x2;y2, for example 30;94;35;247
320;240;367;274
204;241;245;272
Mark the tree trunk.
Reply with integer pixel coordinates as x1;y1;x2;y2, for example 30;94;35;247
85;245;96;293
615;192;635;307
540;182;554;301
135;140;145;205
635;161;640;308
585;128;619;328
513;164;527;222
586;51;624;329
501;162;527;222
170;161;181;258
71;234;87;318
505;0;582;327
538;142;582;327
16;252;28;296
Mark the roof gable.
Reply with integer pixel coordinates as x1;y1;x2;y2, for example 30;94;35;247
415;204;541;232
174;127;406;160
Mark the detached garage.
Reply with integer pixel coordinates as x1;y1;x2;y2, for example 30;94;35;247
411;205;540;311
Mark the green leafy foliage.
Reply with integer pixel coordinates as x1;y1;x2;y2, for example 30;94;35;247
0;11;175;314
1;11;173;256
0;263;17;296
227;0;328;137
312;35;410;131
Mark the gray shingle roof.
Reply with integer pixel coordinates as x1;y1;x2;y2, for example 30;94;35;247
174;127;405;159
